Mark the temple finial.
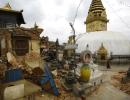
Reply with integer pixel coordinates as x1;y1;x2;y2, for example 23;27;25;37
3;3;12;10
34;22;38;28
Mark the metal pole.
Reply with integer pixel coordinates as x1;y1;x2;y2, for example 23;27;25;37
69;23;75;44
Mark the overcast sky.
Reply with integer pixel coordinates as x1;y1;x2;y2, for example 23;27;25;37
0;0;130;43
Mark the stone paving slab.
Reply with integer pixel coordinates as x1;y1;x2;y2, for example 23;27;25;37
87;83;130;100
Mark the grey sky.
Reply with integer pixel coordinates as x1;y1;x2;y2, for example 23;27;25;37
0;0;130;43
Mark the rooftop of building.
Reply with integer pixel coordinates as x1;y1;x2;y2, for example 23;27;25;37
0;3;25;25
0;27;43;39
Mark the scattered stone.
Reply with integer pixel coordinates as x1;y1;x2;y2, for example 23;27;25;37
25;52;42;69
118;70;127;74
0;63;7;79
111;71;130;95
6;52;18;67
111;73;124;82
25;51;40;61
32;67;43;76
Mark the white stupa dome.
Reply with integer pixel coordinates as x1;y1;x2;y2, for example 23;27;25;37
76;31;130;56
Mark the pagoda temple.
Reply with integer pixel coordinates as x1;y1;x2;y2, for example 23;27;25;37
0;3;43;56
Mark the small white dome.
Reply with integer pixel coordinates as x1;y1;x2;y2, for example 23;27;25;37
76;31;130;56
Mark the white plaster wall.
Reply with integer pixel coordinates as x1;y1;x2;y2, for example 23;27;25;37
8;39;12;51
29;40;40;54
1;38;6;49
4;84;24;100
29;40;32;52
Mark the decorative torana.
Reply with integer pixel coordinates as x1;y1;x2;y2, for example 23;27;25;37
97;43;108;60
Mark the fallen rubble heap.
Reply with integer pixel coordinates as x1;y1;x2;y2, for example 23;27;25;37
111;70;130;95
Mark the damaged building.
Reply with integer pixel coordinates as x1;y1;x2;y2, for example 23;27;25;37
0;3;43;56
0;3;44;100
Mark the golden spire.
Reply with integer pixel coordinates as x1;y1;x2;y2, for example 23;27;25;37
86;0;107;24
89;0;104;12
3;3;12;10
85;0;109;32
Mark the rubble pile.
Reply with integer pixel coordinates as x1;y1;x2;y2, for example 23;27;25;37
24;51;43;69
120;83;130;95
25;51;40;61
0;52;43;81
7;52;19;68
32;67;43;76
31;67;43;82
111;71;130;95
0;63;6;80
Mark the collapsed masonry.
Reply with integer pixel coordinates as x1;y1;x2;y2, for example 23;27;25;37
0;27;43;56
0;3;44;81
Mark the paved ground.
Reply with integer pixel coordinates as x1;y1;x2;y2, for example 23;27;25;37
87;64;130;100
98;64;130;71
87;83;130;100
